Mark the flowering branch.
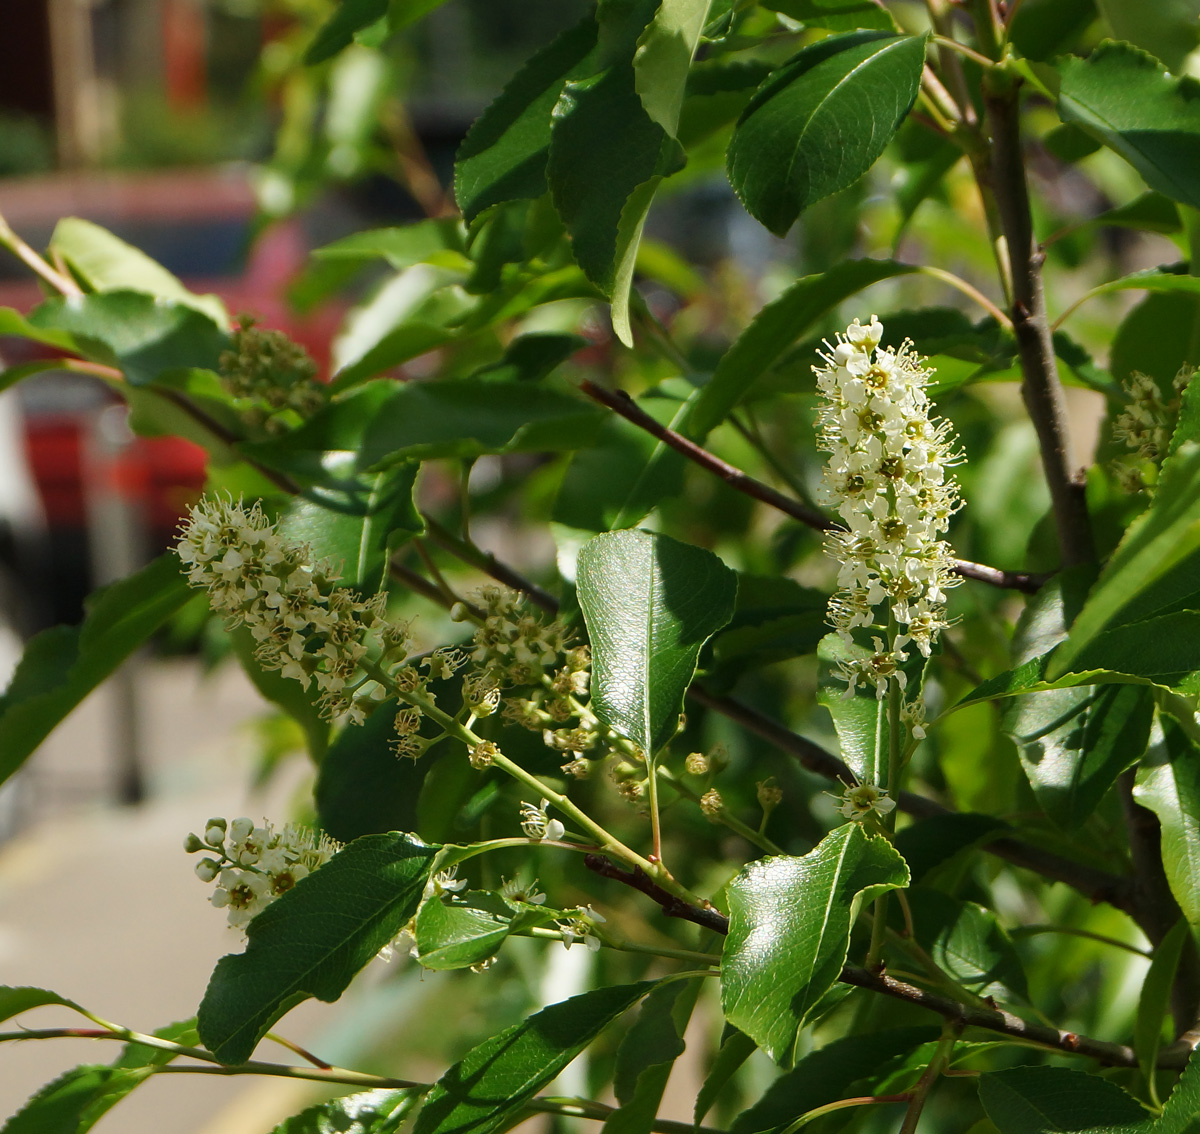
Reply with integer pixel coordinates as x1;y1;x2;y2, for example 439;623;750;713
577;380;1046;594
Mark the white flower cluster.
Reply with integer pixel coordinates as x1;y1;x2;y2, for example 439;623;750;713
177;497;396;723
184;816;340;931
556;904;606;952
814;316;962;688
1112;365;1195;492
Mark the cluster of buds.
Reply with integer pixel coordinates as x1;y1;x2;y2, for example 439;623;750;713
1111;365;1195;493
469;586;573;688
184;816;340;931
814;316;962;686
177;497;404;723
219;316;327;432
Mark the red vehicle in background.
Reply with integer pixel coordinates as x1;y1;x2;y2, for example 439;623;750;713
0;166;345;629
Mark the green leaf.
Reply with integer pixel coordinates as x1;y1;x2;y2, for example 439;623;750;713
387;0;450;32
413;892;520;972
0;306;79;351
547;62;684;344
0;986;89;1025
48;216;228;326
454;18;600;222
28;291;228;386
907;889;1028;1000
270;1089;422;1134
313;219;470;270
730;1027;939;1134
726;32;925;236
316;700;425;841
633;0;712;134
817;633;892;784
687;259;915;438
356;378;604;469
577;529;738;756
695;1029;757;1128
978;1065;1148;1133
1134;719;1200;924
470;333;583;383
412;982;656;1134
1057;41;1200;212
1009;0;1096;62
0;1065;152;1134
605;980;700;1134
0;555;191;790
1135;918;1189;1097
279;458;422;592
305;0;387;64
721;824;910;1064
760;0;897;30
553;395;689;532
198;833;440;1064
1095;0;1200;74
892;813;1008;885
711;576;827;676
1049;444;1200;680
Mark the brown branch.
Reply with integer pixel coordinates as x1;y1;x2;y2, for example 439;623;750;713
577;380;1046;595
981;74;1094;568
584;853;1168;1069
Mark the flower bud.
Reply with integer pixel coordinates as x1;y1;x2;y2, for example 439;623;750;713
183;832;205;853
700;789;724;818
757;778;783;812
204;818;227;846
685;752;708;776
195;858;221;883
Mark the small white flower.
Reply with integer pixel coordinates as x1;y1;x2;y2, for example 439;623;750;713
828;782;897;822
501;877;547;905
519;799;565;841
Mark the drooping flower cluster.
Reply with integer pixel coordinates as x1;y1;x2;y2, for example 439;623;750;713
814;316;963;684
219;316;327;432
184;816;340;931
1111;365;1195;493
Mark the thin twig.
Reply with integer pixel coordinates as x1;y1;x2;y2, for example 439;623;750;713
0;211;83;296
577;380;1046;594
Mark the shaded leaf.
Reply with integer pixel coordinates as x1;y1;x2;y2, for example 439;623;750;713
817;632;892;784
0;986;89;1026
198;833;440;1064
892;813;1008;885
0;1065;151;1134
0;555;191;790
269;1088;421;1134
727;32;925;236
695;1029;757;1128
412;982;656;1134
577;529;738;756
721;825;909;1064
1135;918;1189;1094
313;220;469;270
305;0;386;64
414;892;525;972
759;0;897;30
977;1065;1147;1133
1058;41;1200;211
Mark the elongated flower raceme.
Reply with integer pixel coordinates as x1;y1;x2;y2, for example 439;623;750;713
814;316;962;696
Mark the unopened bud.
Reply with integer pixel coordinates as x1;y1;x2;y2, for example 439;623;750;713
700;789;724;818
757;778;783;811
450;602;469;622
470;741;499;770
195;858;221;883
685;752;708;776
184;832;205;853
204;818;227;845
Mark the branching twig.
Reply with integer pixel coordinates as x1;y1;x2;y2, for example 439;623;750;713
577;380;1047;594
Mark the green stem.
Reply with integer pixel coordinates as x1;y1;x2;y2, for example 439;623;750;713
1008;924;1152;958
646;755;665;862
516;925;720;967
899;1026;958;1134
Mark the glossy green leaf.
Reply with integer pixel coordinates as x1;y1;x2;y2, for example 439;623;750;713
0;555;191;790
730;1027;939;1134
313;219;469;270
412;982;656;1134
907;889;1028;1000
633;0;712;134
356;378;604;469
1135;918;1189;1096
1049;444;1200;680
695;1029;757;1128
577;529;738;756
1134;719;1200;924
817;633;892;783
48;216;228;326
1006;683;1153;829
454;18;600;222
711;576;827;676
978;1065;1148;1133
413;892;522;972
721;824;909;1064
0;306;79;352
547;62;684;344
198;833;440;1064
726;32;925;236
304;0;386;64
269;1089;421;1134
605;980;700;1134
316;700;424;841
28;291;228;386
687;258;915;438
1058;41;1200;211
279;458;422;592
